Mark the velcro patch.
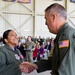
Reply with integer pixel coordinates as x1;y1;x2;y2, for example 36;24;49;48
59;40;69;48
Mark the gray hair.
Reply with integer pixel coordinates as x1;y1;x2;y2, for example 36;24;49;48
45;3;67;20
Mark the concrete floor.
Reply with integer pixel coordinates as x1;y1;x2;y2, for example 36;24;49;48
22;70;51;75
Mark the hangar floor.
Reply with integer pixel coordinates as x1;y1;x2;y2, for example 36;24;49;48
22;70;51;75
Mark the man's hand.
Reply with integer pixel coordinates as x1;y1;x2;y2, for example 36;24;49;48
19;62;37;73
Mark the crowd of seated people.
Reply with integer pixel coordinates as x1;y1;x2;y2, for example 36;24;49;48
0;36;54;62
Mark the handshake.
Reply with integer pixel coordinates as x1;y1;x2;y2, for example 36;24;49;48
19;62;38;74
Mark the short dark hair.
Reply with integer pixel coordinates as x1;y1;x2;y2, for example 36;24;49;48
3;30;12;44
45;3;67;20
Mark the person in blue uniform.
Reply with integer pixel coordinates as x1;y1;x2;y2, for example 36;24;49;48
0;30;33;75
19;3;75;75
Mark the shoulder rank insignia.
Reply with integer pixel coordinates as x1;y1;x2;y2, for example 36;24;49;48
59;40;69;48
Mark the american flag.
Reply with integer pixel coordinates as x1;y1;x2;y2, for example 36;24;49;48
59;40;69;48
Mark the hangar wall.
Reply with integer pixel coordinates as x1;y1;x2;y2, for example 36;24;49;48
0;0;75;38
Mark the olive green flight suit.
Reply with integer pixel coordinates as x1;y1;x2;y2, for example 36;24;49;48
0;44;24;75
35;23;75;75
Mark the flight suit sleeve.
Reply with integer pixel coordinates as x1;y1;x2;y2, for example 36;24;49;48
57;33;71;75
58;34;70;64
0;51;21;75
57;31;75;75
35;56;52;73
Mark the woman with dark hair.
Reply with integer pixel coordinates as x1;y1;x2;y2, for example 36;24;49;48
0;29;24;75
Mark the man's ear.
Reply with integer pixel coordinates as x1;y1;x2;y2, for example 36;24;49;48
4;39;8;43
51;14;56;22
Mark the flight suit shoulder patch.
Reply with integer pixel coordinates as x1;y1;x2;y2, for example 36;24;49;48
59;40;69;48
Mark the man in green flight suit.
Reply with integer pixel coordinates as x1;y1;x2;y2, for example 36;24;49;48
19;3;75;75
